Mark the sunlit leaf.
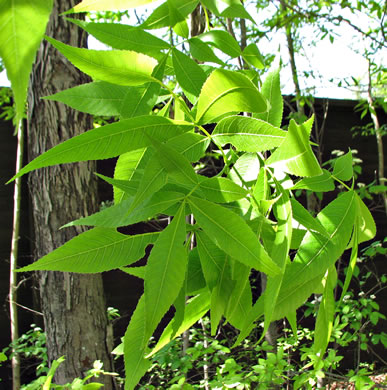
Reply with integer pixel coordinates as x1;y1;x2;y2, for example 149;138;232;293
0;0;53;124
213;115;286;152
267;117;323;177
66;0;159;13
196;69;268;124
68;19;169;57
64;191;185;228
11;116;190;181
172;48;207;99
197;30;240;58
254;68;283;128
194;176;248;203
113;148;148;203
46;36;157;86
242;43;264;69
142;0;198;29
123;296;151;390
313;266;337;358
44;81;128;116
18;229;158;273
189;37;226;65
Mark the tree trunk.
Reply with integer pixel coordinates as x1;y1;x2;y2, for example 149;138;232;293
27;1;113;387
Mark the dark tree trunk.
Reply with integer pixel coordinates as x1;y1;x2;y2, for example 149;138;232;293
27;1;113;387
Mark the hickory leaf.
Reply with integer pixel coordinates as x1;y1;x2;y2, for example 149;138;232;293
144;203;187;336
267;117;323;177
172;48;207;99
254;68;283;128
0;0;53;124
46;36;157;86
188;196;280;276
17;229;158;273
213;115;286;152
11;116;190;181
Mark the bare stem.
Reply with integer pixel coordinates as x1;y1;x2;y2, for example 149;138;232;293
9;119;24;390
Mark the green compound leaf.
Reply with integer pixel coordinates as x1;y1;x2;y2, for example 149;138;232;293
172;48;207;99
267;117;323;177
196;69;268;124
11;116;190;181
148;137;199;187
17;228;158;273
236;190;357;343
242;43;265;69
194;176;248;203
189;37;226;65
196;230;228;290
44;81;129;116
113;148;148;204
68;19;169;57
333;150;353;181
64;190;185;228
46;36;157;86
188;196;280;276
142;0;199;29
262;179;292;340
123;296;152;390
0;0;53;124
119;53;167;118
213;115;286;152
291;169;334;192
313;265;337;358
144;203;187;336
149;292;211;357
196;30;241;58
254;68;283;128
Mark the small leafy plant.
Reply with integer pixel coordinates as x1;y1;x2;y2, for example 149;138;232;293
9;1;377;388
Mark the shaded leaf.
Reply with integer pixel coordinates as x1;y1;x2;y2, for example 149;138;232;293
291;169;334;192
149;292;211;356
333;150;353;181
194;176;248;203
144;203;187;334
188;196;280;276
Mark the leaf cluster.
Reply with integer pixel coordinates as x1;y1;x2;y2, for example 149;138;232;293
6;1;377;389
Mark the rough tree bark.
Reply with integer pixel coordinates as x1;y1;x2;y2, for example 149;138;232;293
27;1;114;387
